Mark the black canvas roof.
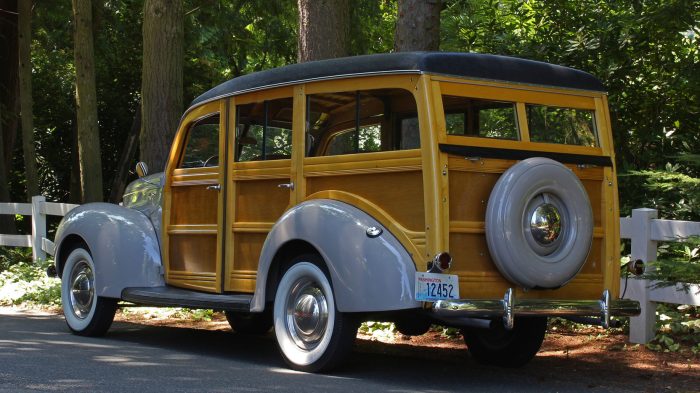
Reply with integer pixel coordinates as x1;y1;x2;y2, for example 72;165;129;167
191;52;605;107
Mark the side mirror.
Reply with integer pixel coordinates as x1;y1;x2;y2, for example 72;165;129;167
135;162;149;178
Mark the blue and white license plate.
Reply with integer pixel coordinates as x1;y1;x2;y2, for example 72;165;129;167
415;272;460;301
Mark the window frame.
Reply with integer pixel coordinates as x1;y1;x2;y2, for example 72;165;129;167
437;80;605;156
305;86;421;158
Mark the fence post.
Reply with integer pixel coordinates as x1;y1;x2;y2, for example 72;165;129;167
31;195;47;263
627;208;658;344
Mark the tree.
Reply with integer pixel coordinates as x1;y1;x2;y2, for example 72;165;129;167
0;0;18;178
0;0;18;234
18;0;39;200
394;0;442;52
140;0;183;172
297;0;349;62
72;0;103;202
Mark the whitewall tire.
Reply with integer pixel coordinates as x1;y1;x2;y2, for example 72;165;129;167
61;247;117;336
273;255;357;372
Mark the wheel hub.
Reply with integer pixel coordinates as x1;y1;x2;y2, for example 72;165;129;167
530;202;562;246
286;279;328;350
70;261;94;319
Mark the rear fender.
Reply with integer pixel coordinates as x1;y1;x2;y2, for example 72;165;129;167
252;199;419;313
54;203;164;298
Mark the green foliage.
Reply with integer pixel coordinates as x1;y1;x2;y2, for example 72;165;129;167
0;259;61;306
643;236;700;287
358;321;397;338
646;304;700;354
177;308;215;322
628;158;700;221
0;247;33;272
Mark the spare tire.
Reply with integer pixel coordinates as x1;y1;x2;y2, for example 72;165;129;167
485;157;593;289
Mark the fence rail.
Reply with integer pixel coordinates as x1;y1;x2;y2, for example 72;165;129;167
1;200;698;344
620;208;700;344
0;196;78;261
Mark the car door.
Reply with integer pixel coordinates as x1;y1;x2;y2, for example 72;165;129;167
224;87;298;292
162;100;227;293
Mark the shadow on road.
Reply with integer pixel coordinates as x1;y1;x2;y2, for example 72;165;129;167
1;312;696;393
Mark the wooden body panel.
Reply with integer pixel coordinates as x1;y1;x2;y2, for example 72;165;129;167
227;163;291;292
447;156;607;299
160;71;620;302
436;77;619;300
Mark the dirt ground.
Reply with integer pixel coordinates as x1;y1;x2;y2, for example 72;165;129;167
110;310;699;392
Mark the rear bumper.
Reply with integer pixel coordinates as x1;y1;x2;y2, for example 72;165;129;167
430;288;641;329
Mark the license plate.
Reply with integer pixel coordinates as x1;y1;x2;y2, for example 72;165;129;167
415;272;459;301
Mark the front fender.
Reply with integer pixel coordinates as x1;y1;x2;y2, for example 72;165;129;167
54;203;164;298
252;199;420;313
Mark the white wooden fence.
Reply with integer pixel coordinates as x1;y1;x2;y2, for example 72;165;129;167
620;208;700;344
0;196;78;261
1;199;699;343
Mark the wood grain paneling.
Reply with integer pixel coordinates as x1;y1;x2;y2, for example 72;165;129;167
169;185;218;225
447;153;608;300
168;234;217;273
306;170;424;232
234;179;291;223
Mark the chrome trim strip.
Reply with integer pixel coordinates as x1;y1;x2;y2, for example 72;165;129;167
431;288;641;329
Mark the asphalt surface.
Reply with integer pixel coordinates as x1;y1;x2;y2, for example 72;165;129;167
0;308;662;392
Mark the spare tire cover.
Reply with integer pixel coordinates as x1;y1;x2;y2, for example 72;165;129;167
485;157;593;289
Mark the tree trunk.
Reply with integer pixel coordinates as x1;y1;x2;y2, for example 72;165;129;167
0;101;16;235
0;0;19;174
394;0;442;52
140;0;183;173
297;0;349;62
69;115;82;204
18;0;39;200
109;106;141;203
72;0;103;202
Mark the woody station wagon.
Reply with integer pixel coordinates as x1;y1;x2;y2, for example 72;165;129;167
53;52;641;372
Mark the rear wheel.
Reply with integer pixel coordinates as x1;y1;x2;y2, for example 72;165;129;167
61;247;117;336
225;310;272;334
273;254;358;372
461;317;547;367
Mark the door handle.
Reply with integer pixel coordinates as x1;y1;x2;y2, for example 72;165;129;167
206;184;221;191
277;182;295;190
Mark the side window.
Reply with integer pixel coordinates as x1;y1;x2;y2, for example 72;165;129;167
441;96;519;140
526;104;597;147
306;88;419;157
179;114;220;168
235;97;293;162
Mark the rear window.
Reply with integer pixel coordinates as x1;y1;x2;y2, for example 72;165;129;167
526;105;597;147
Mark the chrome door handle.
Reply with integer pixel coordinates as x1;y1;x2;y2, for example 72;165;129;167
206;184;221;191
277;182;295;190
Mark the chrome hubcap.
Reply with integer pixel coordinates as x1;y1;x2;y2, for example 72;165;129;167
530;203;562;246
69;261;94;319
285;278;329;350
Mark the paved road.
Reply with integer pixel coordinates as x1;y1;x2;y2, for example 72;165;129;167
0;308;663;392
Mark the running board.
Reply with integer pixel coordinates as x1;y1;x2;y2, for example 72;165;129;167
121;286;252;311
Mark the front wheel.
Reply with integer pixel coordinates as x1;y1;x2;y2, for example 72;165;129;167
273;255;358;372
61;247;117;336
462;317;547;367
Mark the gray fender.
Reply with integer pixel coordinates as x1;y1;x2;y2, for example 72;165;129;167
251;199;420;313
54;203;164;298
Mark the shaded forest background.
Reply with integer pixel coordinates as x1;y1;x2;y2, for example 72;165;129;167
0;0;698;230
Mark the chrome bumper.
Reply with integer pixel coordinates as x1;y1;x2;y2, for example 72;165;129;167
430;289;641;330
